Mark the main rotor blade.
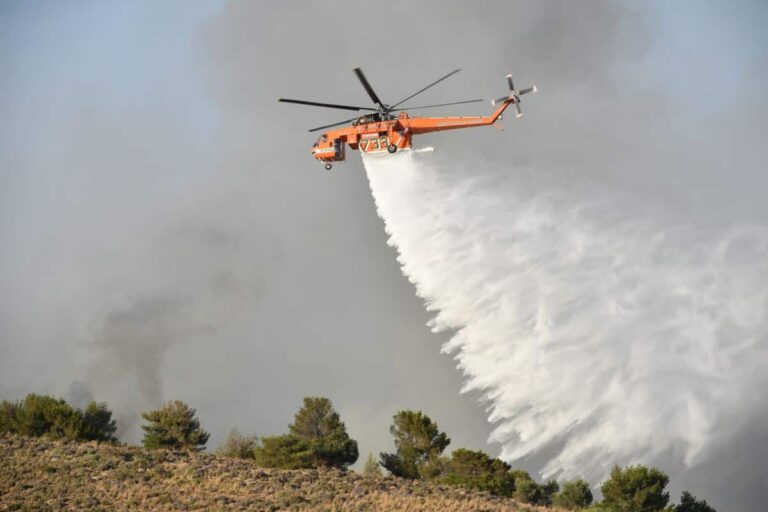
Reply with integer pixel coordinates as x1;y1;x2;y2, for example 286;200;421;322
391;69;462;109
353;68;385;109
514;100;523;118
391;98;483;112
308;116;360;133
279;98;376;112
506;74;515;91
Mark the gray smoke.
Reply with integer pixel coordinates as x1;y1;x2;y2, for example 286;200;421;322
2;3;767;509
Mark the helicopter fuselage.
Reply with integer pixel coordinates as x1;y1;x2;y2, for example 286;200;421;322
312;99;514;166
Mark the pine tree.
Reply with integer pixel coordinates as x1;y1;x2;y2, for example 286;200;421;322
0;400;19;434
1;394;118;443
380;410;450;479
363;452;382;478
601;464;670;512
80;402;117;443
141;400;209;451
253;397;358;469
288;397;358;468
552;479;593;509
253;434;314;469
13;394;81;439
674;491;717;512
434;448;515;496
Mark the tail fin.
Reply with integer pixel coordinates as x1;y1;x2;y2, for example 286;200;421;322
491;73;537;120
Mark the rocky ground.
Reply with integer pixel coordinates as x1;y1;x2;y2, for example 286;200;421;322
0;433;557;511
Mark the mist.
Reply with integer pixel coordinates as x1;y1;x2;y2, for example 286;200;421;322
364;150;768;509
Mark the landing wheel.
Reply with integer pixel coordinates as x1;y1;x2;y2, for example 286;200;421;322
387;144;397;154
324;163;333;171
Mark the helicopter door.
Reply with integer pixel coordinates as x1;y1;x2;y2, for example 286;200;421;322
333;138;345;160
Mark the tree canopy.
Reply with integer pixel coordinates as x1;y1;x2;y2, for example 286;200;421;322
674;491;717;512
140;400;209;451
289;397;358;468
80;402;118;443
0;394;116;443
254;396;358;469
433;448;515;496
600;464;670;512
253;434;314;469
552;479;593;509
380;410;450;479
512;472;559;506
0;394;718;512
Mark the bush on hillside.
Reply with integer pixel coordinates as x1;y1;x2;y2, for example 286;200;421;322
253;434;314;469
433;448;515;496
254;397;358;469
217;428;259;459
512;472;559;506
289;397;358;468
363;452;383;478
553;479;593;509
380;410;450;479
0;394;116;443
80;402;118;443
0;401;20;433
674;491;717;512
600;464;670;512
141;400;209;451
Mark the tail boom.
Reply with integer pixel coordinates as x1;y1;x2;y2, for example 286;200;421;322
401;73;535;135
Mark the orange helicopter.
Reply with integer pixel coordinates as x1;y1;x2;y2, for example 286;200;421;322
280;68;536;170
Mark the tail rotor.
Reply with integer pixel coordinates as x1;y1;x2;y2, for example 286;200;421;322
491;73;537;118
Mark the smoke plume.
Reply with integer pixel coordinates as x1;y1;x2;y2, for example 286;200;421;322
363;151;768;483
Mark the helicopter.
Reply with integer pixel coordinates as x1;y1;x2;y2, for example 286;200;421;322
279;68;536;170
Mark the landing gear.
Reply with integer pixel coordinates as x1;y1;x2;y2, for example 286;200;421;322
387;144;397;154
324;163;333;171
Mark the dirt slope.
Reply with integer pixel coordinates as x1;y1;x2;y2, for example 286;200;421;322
0;433;556;511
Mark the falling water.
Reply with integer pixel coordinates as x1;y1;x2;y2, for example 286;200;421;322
363;151;768;481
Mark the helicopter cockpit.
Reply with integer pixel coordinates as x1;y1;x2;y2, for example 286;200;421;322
353;113;379;125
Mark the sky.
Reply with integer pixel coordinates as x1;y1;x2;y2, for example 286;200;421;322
2;1;768;510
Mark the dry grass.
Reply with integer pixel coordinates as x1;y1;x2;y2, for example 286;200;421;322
0;433;562;511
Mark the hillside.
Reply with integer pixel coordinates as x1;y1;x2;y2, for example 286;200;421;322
0;433;555;511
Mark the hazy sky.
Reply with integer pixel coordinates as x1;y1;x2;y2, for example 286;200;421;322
2;2;767;510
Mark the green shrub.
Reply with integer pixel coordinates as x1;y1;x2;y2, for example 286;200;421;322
540;479;560;506
141;400;209;451
380;410;450;479
0;394;117;443
254;397;358;469
553;479;593;509
600;464;670;512
289;396;358;468
363;452;382;478
433;448;515;496
14;394;82;438
254;434;314;469
217;428;259;459
80;402;118;443
0;400;20;433
511;472;558;506
674;491;717;512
